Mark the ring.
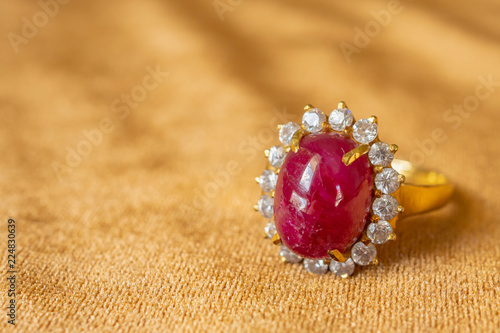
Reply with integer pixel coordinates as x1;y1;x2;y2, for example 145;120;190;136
254;102;453;277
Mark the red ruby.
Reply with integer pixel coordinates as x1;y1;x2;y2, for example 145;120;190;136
274;132;373;259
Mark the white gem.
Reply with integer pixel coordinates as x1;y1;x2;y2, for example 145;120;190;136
375;168;400;194
352;119;378;144
280;246;302;263
264;220;276;238
302;108;326;133
303;259;328;274
329;258;355;277
369;142;394;167
328;108;353;131
258;194;274;218
268;145;287;168
279;122;301;146
258;169;277;193
372;194;399;220
351;242;377;266
367;221;393;244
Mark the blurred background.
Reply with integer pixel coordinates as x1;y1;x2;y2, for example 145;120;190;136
1;0;499;331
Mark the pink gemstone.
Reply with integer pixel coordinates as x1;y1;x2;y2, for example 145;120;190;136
274;132;373;259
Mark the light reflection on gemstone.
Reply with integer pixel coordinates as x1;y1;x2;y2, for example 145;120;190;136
335;185;344;207
299;154;320;191
290;191;308;212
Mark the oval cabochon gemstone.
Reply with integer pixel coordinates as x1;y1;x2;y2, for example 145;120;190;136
274;132;373;259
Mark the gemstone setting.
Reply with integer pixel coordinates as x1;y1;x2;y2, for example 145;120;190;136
367;220;393;244
372;194;399;220
351;242;377;266
258;194;274;219
353;119;378;144
255;102;403;276
258;170;277;193
369;142;394;166
329;108;353;131
268;145;287;168
279;122;301;146
264;220;277;238
274;132;373;259
303;259;329;274
280;246;302;263
302;108;326;133
329;258;355;277
375;168;400;194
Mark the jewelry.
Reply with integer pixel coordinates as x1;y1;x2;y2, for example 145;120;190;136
254;102;453;277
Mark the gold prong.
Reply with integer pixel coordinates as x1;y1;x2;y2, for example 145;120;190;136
398;174;406;183
370;215;380;222
291;129;309;153
254;204;259;211
337;101;348;109
361;233;370;242
255;177;260;184
370;258;379;266
328;249;347;262
270;190;275;198
374;189;383;198
274;168;280;174
389;144;398;153
368;115;378;124
285;146;291;153
373;165;383;173
304;104;314;111
388;233;397;241
342;144;370;166
340;274;350;279
277;124;284;130
264;150;270;158
397;205;405;213
272;233;282;245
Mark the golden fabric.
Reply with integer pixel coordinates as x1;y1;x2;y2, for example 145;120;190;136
1;0;499;331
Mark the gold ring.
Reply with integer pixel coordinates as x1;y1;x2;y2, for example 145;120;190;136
254;102;453;277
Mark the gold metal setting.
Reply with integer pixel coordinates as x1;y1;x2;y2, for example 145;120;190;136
328;249;348;263
272;233;282;245
342;144;370;166
290;129;309;153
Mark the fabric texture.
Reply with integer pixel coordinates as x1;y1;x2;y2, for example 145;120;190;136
1;0;499;332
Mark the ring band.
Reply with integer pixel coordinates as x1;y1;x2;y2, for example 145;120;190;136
254;102;454;277
392;159;453;218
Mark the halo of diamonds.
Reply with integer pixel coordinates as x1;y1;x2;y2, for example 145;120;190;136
254;102;405;277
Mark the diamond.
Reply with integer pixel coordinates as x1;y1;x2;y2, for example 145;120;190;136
329;108;353;131
329;258;355;277
268;145;287;168
280;246;302;263
258;194;274;218
303;259;328;274
352;119;378;144
375;168;400;194
302;108;326;133
279;122;301;146
372;194;399;220
351;242;377;266
264;220;276;238
258;169;277;193
369;142;394;167
367;220;393;244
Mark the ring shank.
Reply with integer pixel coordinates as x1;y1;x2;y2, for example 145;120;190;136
392;159;454;217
